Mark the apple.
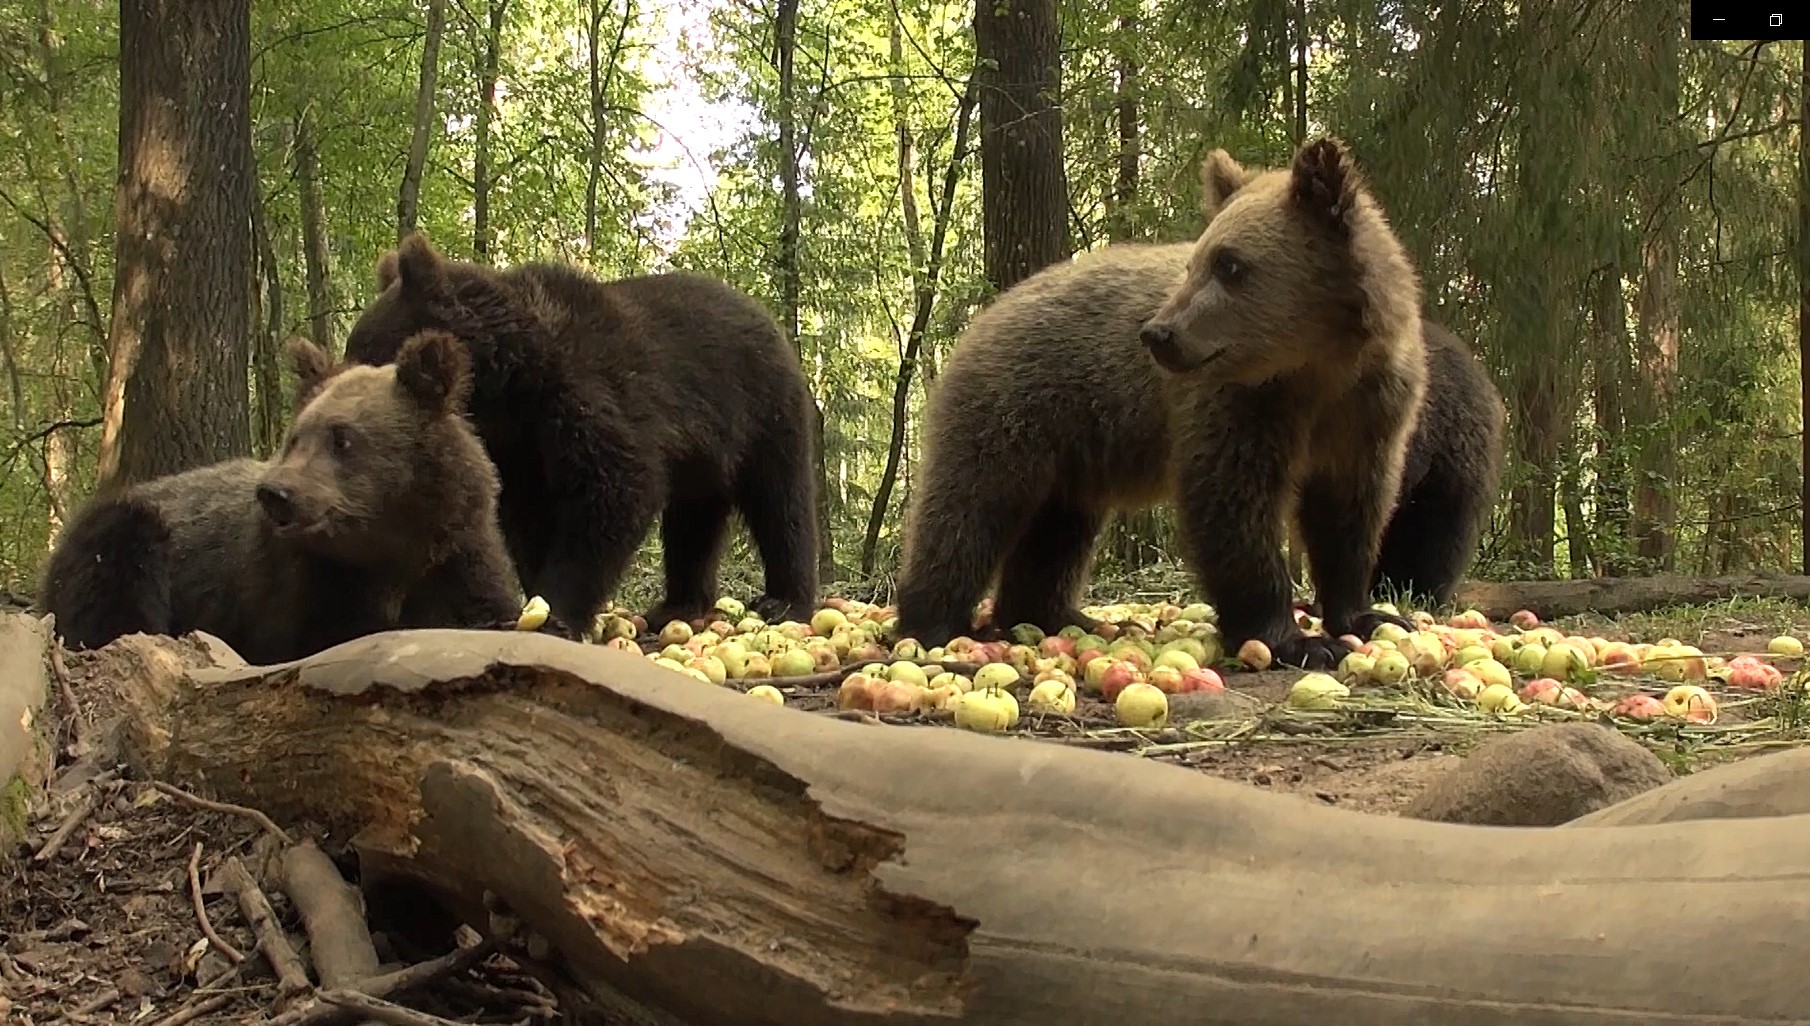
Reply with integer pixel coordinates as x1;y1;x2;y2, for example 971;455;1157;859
1372;650;1411;685
741;653;772;679
1448;609;1490;631
652;657;688;675
807;643;840;673
1287;672;1349;710
1039;635;1077;659
1154;648;1202;674
837;674;877;711
1468;657;1512;691
891;637;925;660
1452;644;1492;667
1768;635;1805;658
1518;677;1562;703
1509;608;1540;630
887;662;930;687
929;671;972;693
1370;621;1411;644
1099;660;1147;701
1114;682;1169;727
746;684;784;705
1181;667;1225;693
715;597;747;620
1147;665;1186;694
1612;692;1664;721
1662;684;1718;724
1648;644;1707;683
681;667;714;684
1725;655;1776;691
515;595;551;631
1339;650;1376;683
1540;642;1590;682
972;663;1020;691
1476;682;1526;714
953;689;1013;732
686;655;727;686
1027;679;1077;714
604;636;639;655
924;683;964;710
871;680;926;714
713;641;750;679
1488;635;1520;664
1597;642;1641;674
1441;668;1482;700
659;620;693;647
810;607;848;635
1401;632;1449;676
1238;638;1273;670
771;648;815;678
1511;642;1547;676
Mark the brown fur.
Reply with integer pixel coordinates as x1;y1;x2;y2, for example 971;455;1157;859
37;331;524;663
1400;722;1673;826
895;137;1499;668
344;233;821;631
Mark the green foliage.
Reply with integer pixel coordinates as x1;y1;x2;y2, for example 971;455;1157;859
0;0;1805;607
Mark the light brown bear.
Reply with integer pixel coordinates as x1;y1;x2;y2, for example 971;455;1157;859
37;330;535;664
894;136;1504;669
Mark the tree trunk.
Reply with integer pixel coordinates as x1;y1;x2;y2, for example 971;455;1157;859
1798;39;1809;573
1505;363;1560;576
1629;14;1682;571
101;0;255;490
43;618;1810;1025
1290;0;1308;142
295;107;333;353
1105;14;1138;242
859;58;979;575
397;0;448;244
471;0;508;263
585;0;634;262
772;0;834;581
250;182;285;458
972;0;1070;294
1592;266;1632;575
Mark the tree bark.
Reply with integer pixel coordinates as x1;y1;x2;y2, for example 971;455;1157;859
471;0;508;263
1629;14;1683;571
585;0;634;262
1592;266;1632;575
397;0;448;244
860;62;978;575
295;108;333;353
250;182;285;458
43;618;1810;1024
101;0;255;490
1106;14;1138;242
1291;0;1308;142
972;0;1070;294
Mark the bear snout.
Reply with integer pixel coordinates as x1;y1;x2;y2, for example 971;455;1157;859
256;481;298;528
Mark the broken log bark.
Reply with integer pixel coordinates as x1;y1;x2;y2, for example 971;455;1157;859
1454;572;1810;620
1567;748;1810;826
41;613;1810;1025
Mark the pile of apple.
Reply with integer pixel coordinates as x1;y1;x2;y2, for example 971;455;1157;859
1285;602;1807;727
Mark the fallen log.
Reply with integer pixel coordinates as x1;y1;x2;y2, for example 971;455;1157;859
1454;572;1810;620
1567;747;1810;827
40;612;1810;1025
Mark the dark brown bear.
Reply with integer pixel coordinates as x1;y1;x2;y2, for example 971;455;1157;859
37;330;526;664
894;136;1504;669
341;233;821;634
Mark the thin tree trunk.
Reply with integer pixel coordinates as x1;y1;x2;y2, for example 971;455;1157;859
1106;15;1139;242
1592;266;1631;575
471;0;508;263
1632;230;1680;569
585;0;634;262
397;0;448;243
972;0;1070;294
1561;467;1592;578
295;108;333;353
101;0;255;490
860;61;979;574
1799;39;1809;573
1291;0;1308;143
251;185;285;458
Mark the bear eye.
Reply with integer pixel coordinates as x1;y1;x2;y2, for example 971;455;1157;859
330;424;354;455
1211;251;1249;287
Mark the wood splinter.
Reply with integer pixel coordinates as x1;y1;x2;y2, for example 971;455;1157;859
222;855;312;1001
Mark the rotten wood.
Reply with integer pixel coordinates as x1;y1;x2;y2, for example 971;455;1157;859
56;615;1810;1024
1454;572;1810;620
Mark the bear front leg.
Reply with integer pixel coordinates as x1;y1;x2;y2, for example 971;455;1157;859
1172;390;1345;670
400;523;534;631
1296;382;1420;644
530;400;667;633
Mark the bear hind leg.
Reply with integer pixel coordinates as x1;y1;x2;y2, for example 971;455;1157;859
644;494;735;629
1370;474;1489;612
734;424;821;625
38;497;176;651
990;498;1107;637
894;483;1046;649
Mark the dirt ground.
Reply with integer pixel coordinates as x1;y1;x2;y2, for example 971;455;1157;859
7;597;1810;1024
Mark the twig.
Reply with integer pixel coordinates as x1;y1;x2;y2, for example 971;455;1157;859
146;994;231;1026
71;988;121;1015
32;790;98;862
187;842;246;963
151;780;295;844
49;642;83;744
222;855;312;1000
318;991;467;1026
261;941;497;1026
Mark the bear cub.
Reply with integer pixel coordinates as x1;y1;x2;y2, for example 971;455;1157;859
38;330;526;665
342;232;821;634
895;136;1503;669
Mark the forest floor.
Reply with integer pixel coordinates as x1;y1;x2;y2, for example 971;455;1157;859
7;591;1810;1024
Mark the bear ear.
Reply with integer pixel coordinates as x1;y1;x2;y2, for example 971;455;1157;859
375;249;400;291
1199;150;1249;220
393;232;449;300
1288;135;1363;234
285;337;336;406
394;329;471;416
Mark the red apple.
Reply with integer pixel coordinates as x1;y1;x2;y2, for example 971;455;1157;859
1099;660;1146;702
1182;667;1225;693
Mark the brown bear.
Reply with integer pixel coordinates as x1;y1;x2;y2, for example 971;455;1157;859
340;233;821;634
37;329;529;665
894;136;1504;669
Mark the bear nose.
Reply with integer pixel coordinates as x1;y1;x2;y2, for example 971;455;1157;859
256;482;296;527
1140;323;1176;352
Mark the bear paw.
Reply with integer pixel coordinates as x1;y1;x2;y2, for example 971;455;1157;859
751;594;816;625
1345;609;1415;640
642;601;713;632
1269;632;1356;671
